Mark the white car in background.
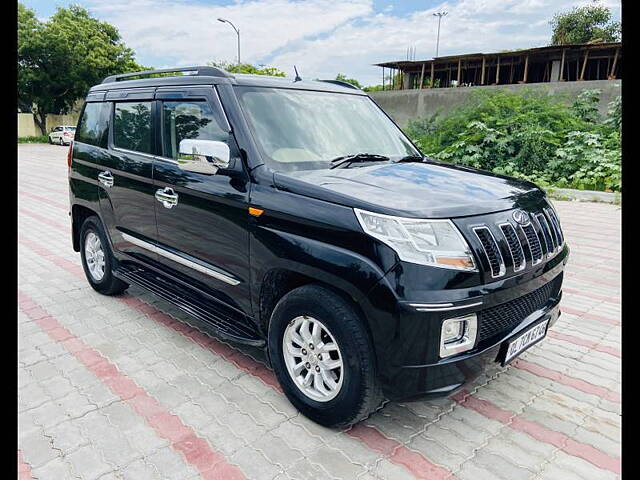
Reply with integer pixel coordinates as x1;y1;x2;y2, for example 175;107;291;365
48;125;76;145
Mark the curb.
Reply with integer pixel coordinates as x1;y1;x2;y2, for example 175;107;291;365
546;187;621;205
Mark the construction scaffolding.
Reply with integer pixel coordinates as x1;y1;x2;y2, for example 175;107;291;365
375;42;621;90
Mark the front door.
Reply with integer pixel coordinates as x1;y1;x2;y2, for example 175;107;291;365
152;87;252;317
98;94;159;264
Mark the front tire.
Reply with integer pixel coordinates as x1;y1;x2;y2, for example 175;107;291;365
79;216;129;295
268;284;382;428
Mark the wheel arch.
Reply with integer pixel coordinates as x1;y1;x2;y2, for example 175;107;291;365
71;204;100;252
257;266;379;368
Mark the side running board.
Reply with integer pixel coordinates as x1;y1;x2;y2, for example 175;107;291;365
114;263;265;347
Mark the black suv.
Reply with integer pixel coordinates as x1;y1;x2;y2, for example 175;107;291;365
68;66;568;427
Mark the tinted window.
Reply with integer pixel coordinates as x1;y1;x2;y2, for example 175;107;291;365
113;102;152;154
75;102;110;148
162;101;228;159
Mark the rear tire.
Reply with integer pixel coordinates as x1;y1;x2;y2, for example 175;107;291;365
48;136;53;144
268;284;382;428
79;216;129;295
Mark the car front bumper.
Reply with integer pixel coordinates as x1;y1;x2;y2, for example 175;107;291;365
382;298;561;400
367;246;568;401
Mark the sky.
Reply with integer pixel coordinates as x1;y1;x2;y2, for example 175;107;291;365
22;0;621;86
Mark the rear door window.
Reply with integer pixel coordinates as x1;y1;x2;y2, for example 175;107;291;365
75;102;111;148
113;102;153;155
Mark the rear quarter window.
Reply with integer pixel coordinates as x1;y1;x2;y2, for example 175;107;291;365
75;102;110;148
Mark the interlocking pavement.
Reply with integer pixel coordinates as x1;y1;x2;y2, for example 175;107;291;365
18;144;621;479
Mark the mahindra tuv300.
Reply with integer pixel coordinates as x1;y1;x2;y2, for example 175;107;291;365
68;66;569;427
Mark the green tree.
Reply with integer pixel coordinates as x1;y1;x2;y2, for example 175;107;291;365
335;73;363;89
209;61;286;77
18;3;143;134
550;3;621;45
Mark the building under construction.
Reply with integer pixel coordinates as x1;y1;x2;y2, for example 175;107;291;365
375;42;621;90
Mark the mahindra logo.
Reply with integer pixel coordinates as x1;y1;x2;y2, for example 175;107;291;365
512;209;529;225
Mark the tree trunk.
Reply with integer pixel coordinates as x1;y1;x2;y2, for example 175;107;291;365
33;111;47;136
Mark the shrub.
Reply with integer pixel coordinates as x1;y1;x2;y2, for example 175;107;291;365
18;135;49;143
405;89;621;192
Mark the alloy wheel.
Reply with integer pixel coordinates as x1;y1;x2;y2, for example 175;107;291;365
282;315;344;402
84;231;106;282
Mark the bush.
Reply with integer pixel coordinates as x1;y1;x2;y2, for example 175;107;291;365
18;135;49;143
406;89;621;192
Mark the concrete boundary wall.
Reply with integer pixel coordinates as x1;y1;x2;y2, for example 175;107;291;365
18;112;80;138
369;79;621;128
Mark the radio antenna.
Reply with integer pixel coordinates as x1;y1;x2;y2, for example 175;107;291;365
293;65;302;82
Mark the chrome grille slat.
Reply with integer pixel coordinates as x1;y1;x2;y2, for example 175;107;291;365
541;212;559;251
545;207;564;249
520;223;543;265
473;226;506;278
535;213;556;257
499;223;525;272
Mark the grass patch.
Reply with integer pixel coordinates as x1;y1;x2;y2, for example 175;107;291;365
18;135;49;144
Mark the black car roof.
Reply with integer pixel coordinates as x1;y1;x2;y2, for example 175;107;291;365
88;66;366;96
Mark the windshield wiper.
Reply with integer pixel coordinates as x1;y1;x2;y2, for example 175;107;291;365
394;154;425;163
329;153;390;169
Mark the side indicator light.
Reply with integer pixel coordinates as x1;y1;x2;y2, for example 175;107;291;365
249;207;264;217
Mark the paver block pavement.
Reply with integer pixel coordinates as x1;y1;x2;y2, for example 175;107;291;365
18;144;621;479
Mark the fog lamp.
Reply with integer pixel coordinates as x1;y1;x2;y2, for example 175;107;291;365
440;314;478;358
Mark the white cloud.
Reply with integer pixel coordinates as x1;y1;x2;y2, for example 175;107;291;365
84;0;621;85
86;0;371;67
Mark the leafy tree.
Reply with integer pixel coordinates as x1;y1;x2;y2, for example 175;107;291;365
550;3;621;45
335;73;363;89
209;61;286;77
18;3;143;135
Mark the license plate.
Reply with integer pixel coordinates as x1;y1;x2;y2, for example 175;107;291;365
503;319;549;365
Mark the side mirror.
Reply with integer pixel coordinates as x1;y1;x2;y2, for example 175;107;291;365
178;139;230;175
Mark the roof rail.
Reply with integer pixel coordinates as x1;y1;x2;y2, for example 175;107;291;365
317;79;360;90
102;66;230;84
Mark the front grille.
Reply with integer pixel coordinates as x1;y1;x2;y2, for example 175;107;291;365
477;275;561;341
474;227;505;278
459;206;565;279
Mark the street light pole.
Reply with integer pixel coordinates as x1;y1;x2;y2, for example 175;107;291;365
433;11;447;58
218;17;240;64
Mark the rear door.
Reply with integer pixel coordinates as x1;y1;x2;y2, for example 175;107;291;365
97;89;159;264
151;86;253;316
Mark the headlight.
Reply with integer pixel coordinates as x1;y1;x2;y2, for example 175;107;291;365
354;208;477;271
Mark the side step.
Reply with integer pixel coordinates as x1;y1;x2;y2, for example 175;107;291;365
114;263;265;347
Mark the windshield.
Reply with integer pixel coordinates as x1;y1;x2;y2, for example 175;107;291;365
235;86;419;172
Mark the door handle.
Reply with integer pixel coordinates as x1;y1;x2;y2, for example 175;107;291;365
155;187;179;209
98;171;114;188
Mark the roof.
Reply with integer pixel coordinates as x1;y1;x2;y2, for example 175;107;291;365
375;41;621;68
89;66;366;95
